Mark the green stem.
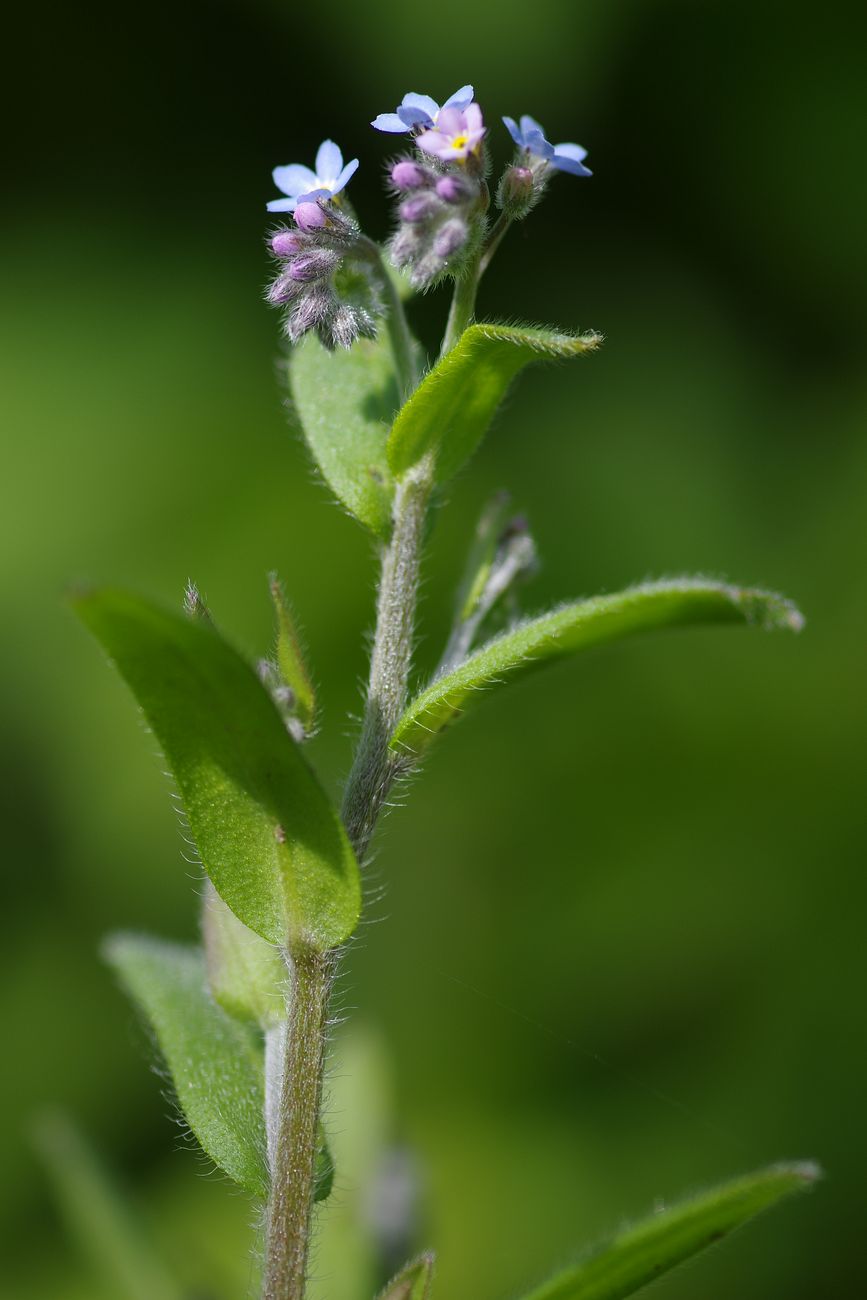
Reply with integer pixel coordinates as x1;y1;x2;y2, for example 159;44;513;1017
440;243;483;358
262;947;331;1300
479;210;514;277
358;236;418;400
341;463;433;859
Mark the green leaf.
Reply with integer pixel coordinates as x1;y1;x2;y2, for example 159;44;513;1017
290;332;398;537
270;574;317;732
315;1124;335;1202
270;573;317;733
202;882;288;1029
376;1252;435;1300
74;588;360;950
387;323;601;486
104;934;269;1198
517;1161;819;1300
391;579;804;757
34;1113;184;1300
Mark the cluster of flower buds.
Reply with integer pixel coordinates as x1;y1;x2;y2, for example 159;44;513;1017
388;158;485;289
267;200;381;350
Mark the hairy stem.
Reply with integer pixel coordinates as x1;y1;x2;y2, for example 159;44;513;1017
440;245;483;358
342;464;433;859
479;210;513;277
262;947;331;1300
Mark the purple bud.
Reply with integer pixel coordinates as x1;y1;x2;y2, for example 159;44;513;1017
400;194;439;223
288;249;340;282
271;230;305;258
267;270;304;305
286;288;334;341
435;174;471;203
433;219;468;259
294;201;329;233
391;160;429;191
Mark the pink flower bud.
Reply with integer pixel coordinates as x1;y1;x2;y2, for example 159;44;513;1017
400;194;438;223
271;230;304;258
391;161;428;190
294;201;329;233
435;174;471;203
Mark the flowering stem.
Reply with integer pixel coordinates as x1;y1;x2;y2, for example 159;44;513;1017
342;461;433;860
479;211;514;277
440;245;483;357
262;946;331;1300
358;236;418;399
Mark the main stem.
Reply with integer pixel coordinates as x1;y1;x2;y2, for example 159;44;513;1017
262;947;331;1300
262;259;434;1300
342;464;433;860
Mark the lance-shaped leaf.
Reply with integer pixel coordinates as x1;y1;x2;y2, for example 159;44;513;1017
74;588;360;950
104;935;269;1198
376;1252;435;1300
387;324;601;486
270;574;316;734
202;882;288;1029
517;1161;819;1300
34;1113;184;1300
391;579;804;757
290;332;398;537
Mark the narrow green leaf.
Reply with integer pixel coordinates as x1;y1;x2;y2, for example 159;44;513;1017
391;579;804;757
74;588;360;950
34;1113;184;1300
104;934;269;1198
269;573;317;734
517;1161;819;1300
290;332;398;537
376;1252;435;1300
202;882;288;1029
387;323;601;486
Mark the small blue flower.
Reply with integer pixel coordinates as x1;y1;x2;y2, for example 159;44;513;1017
372;85;475;134
502;114;592;177
267;140;359;213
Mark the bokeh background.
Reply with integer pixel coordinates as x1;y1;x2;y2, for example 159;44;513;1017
3;0;865;1296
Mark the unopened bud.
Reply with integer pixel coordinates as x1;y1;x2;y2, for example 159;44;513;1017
391;161;429;191
288;249;341;282
286;288;334;340
271;230;305;258
497;165;536;217
435;174;472;204
433;219;467;259
400;194;439;224
294;201;329;233
267;270;304;305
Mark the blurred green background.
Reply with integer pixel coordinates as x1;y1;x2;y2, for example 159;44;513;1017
3;0;865;1296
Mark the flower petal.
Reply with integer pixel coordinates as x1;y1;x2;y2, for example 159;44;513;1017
524;130;554;159
372;112;410;132
266;196;298;212
502;115;524;147
295;186;330;204
315;139;343;183
443;84;474;110
552;142;592;175
272;164;318;198
332;158;359;194
463;103;484;135
436;106;464;135
401;92;439;119
397;104;434;128
520;114;546;139
416;129;451;160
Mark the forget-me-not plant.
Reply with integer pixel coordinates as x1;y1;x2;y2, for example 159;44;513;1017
65;77;819;1300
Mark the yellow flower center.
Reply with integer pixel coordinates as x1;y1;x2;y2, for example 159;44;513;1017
451;133;469;151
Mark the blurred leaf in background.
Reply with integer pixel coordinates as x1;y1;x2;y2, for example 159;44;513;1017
2;0;865;1297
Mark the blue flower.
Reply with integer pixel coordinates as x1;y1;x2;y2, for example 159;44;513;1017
502;114;592;177
267;140;359;213
372;85;475;134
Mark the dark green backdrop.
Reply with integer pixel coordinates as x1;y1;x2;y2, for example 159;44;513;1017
2;1;865;1296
